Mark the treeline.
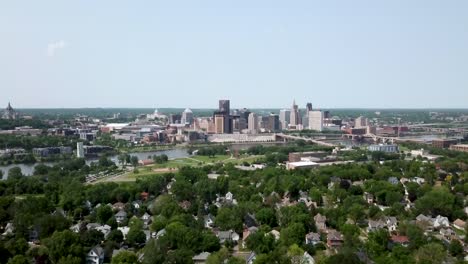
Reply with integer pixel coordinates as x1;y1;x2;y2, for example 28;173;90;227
0;119;50;130
0;134;78;151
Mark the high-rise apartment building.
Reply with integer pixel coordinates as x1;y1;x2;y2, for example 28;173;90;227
308;111;324;131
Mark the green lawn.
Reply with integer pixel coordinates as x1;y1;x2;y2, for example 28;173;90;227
98;154;265;182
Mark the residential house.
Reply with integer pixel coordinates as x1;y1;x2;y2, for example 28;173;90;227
302;252;315;264
433;215;450;229
193;252;210;264
367;219;386;233
326;230;343;249
268;230;280;241
86;245;104;264
364;192;374;204
314;213;327;232
70;223;82;233
242;227;258;247
226;192;233;202
118;226;130;239
416;214;433;231
246;252;256;264
305;232;321;246
204;214;215;229
217;230;240;244
112;202;125;211
244;213;258;228
95;225;112;238
141;212;151;224
389;235;409;247
132;201;141;210
385;217;398;232
115;210;128;224
2;223;14;236
86;223;101;230
440;228;456;241
155;228;166;239
388;177;399;185
453;219;466;230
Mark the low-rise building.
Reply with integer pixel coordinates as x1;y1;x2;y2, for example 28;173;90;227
368;144;399;153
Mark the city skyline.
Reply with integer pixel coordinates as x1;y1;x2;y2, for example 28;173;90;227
1;1;468;108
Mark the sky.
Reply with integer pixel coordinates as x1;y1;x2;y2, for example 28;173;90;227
0;0;467;109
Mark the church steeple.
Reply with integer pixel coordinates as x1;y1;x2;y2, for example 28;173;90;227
6;102;13;111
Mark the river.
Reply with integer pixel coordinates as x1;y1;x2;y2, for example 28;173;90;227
0;148;190;179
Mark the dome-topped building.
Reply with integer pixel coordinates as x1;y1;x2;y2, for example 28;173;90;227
2;102;18;120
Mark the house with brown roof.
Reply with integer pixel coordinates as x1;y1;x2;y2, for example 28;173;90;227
326;230;343;249
453;219;466;230
314;213;327;232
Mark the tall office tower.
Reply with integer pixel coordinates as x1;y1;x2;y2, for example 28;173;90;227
290;100;300;126
354;116;368;128
265;114;280;132
218;99;232;133
169;114;182;124
231;115;241;132
306;102;313;112
248;112;258;134
279;109;290;130
219;100;230;114
308;111;324;131
214;114;225;134
181;108;194;125
323;111;331;119
302;113;309;129
76;142;84;158
239;108;251;129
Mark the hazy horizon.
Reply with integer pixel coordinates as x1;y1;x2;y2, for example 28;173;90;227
1;1;468;108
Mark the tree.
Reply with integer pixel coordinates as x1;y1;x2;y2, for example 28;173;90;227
130;156;139;167
8;167;23;180
107;229;124;244
215;207;243;232
415;188;455;217
57;255;82;264
81;229;104;247
37;215;71;239
111;251;139;264
44;230;83;264
7;255;30;264
449;239;463;258
366;229;389;259
97;205;113;224
118;154;128;167
288;244;305;264
126;227;146;247
256;208;277;227
415;243;446;264
206;248;230;264
201;231;221;252
280;223;306;247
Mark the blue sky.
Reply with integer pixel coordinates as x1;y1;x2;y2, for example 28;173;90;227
1;0;467;109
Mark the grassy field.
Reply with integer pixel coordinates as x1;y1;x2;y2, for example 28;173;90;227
95;154;264;183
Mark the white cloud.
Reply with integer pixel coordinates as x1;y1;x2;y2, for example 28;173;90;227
47;40;67;57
